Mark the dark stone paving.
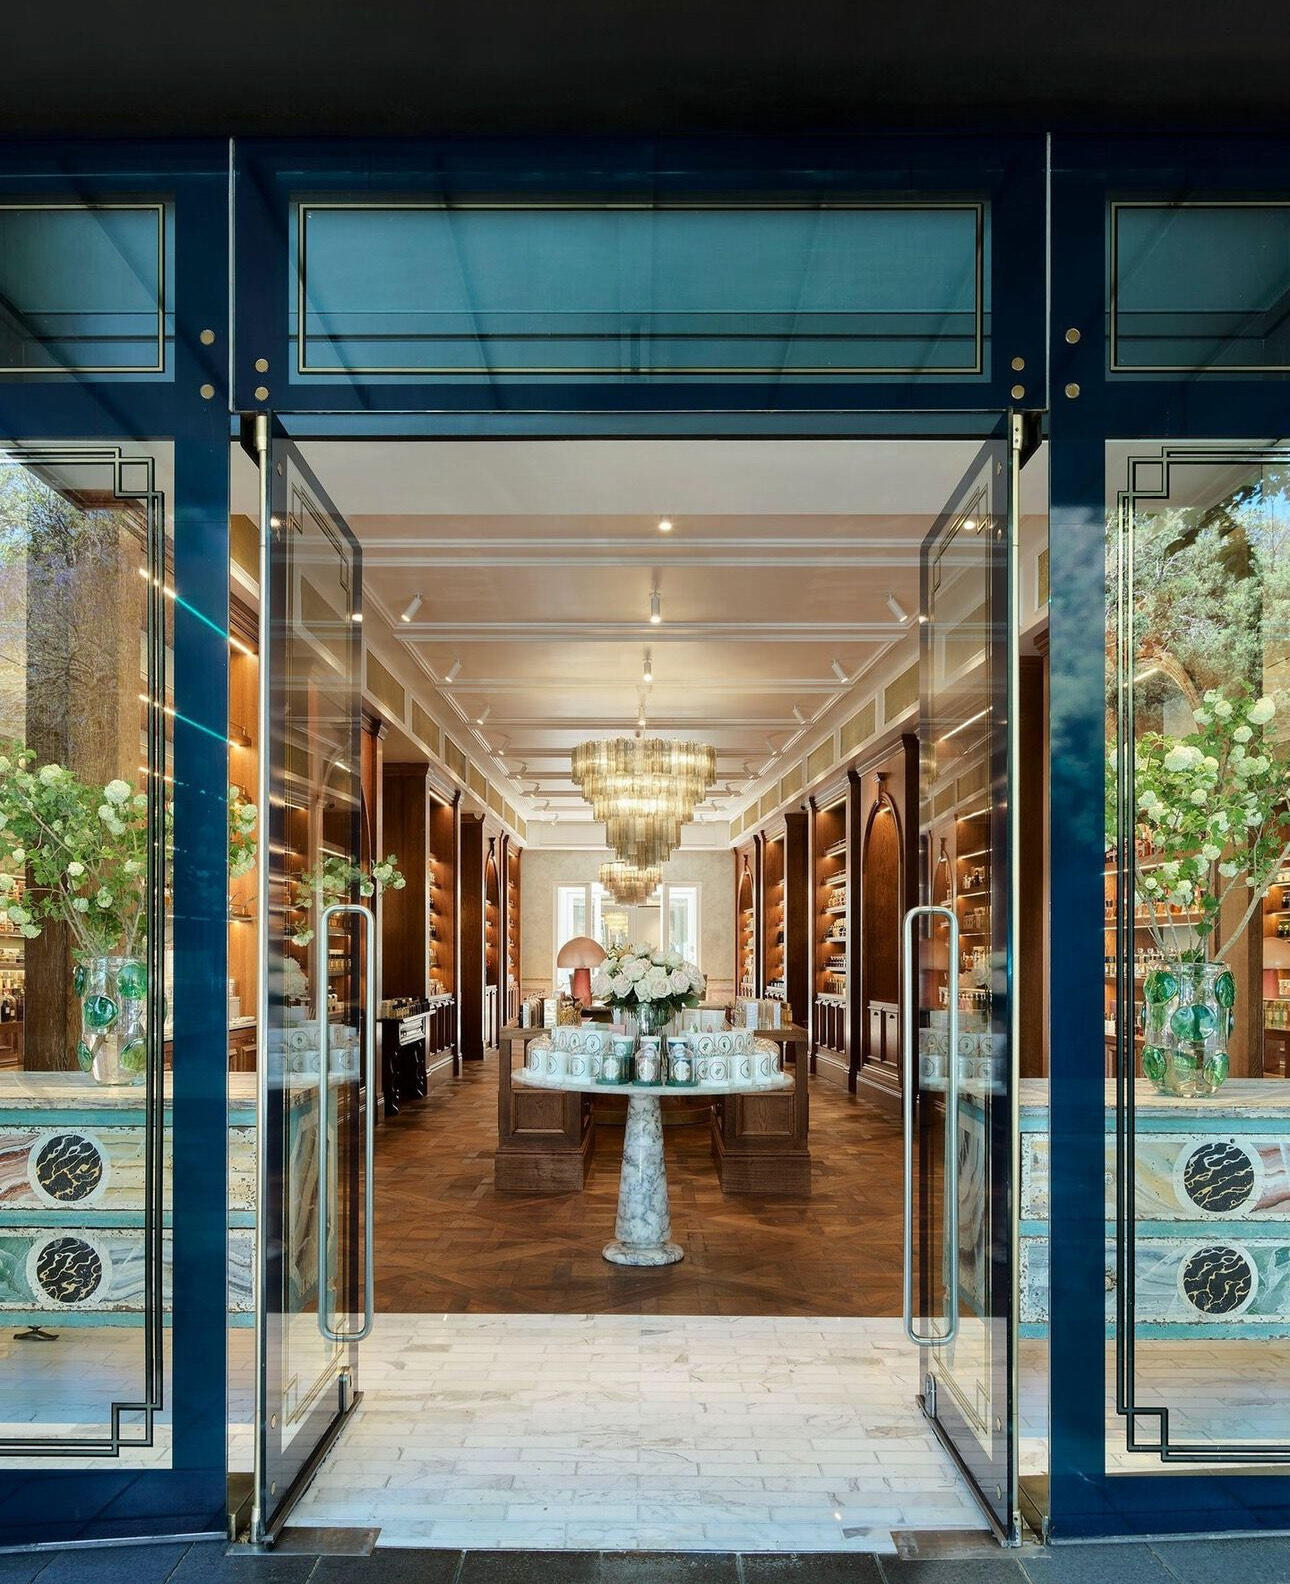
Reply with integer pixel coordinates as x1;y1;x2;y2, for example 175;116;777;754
0;1538;1289;1584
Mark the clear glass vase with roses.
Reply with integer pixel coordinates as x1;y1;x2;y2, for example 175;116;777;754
1112;688;1289;1095
590;942;706;1038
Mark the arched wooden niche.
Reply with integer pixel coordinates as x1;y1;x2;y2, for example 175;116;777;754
484;839;501;989
862;779;903;1010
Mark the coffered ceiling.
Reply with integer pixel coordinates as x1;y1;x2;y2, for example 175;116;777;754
295;438;1043;829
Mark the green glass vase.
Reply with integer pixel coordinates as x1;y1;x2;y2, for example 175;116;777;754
75;954;148;1086
1140;959;1233;1098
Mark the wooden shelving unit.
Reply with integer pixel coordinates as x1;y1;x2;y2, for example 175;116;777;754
735;848;756;997
762;830;787;999
505;840;522;1026
812;798;849;1067
227;601;259;1072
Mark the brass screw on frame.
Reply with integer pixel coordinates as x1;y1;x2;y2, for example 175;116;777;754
199;328;216;346
199;383;215;400
255;386;269;402
1011;356;1025;371
1065;327;1081;344
1065;382;1081;399
255;357;269;373
1010;384;1025;400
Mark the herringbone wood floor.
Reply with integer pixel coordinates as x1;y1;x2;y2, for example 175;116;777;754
374;1057;904;1315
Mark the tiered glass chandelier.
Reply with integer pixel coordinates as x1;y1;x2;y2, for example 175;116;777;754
599;860;663;905
571;736;717;868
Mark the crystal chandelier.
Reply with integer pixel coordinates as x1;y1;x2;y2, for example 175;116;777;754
599;860;662;905
571;736;717;867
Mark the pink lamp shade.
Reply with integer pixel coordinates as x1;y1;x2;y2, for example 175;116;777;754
557;935;607;1006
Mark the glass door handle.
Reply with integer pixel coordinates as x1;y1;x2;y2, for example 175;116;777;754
316;901;378;1343
901;903;960;1348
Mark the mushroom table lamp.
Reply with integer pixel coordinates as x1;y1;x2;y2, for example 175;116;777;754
557;935;608;1008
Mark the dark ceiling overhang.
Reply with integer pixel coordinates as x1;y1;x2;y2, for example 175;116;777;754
5;0;1290;137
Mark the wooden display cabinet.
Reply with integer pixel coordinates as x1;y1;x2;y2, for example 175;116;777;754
811;794;850;1080
734;845;757;997
1261;859;1290;1078
761;829;787;999
459;815;503;1060
227;599;259;1070
504;839;522;1027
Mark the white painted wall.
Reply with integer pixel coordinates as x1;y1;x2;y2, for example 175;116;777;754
520;847;734;1002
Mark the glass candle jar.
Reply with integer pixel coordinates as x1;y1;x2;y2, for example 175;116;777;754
666;1035;697;1087
634;1044;661;1085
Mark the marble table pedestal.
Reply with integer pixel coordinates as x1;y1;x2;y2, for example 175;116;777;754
512;1066;793;1268
603;1092;684;1267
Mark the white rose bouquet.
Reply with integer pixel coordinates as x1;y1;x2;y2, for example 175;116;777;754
1111;686;1289;961
590;941;706;1025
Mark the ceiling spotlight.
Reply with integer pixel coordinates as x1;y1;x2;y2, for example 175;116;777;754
649;588;662;625
643;650;653;684
885;592;911;625
351;611;363;624
658;517;674;534
475;705;490;726
831;658;849;684
792;705;806;725
399;592;424;623
444;658;462;684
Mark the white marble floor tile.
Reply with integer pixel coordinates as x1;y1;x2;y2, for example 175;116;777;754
285;1313;991;1552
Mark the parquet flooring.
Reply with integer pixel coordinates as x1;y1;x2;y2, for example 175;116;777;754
374;1058;904;1315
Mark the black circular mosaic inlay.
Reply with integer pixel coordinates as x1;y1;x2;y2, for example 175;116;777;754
33;1134;104;1203
1181;1141;1256;1215
34;1237;104;1304
1180;1245;1254;1316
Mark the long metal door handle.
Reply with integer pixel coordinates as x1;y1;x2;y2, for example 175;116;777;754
316;901;377;1343
902;903;961;1348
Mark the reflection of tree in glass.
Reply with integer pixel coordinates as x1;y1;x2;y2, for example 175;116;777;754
1109;465;1290;720
0;461;148;777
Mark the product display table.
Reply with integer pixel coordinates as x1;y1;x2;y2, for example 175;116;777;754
514;1068;794;1266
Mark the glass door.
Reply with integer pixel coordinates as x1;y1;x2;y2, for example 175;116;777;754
903;417;1021;1542
252;421;374;1543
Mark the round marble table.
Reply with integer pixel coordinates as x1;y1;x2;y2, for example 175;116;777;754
513;1069;794;1266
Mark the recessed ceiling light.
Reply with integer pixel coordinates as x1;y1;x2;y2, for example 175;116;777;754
658;517;674;533
443;658;462;684
831;658;849;683
649;589;662;625
885;592;911;625
399;592;424;623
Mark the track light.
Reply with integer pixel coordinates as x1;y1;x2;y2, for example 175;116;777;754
831;658;849;684
351;611;363;624
475;705;490;726
643;650;653;684
400;593;424;623
649;588;662;624
658;518;673;534
792;705;806;725
443;658;462;684
885;592;911;625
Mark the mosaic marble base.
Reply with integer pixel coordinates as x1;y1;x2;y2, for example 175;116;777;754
603;1238;684;1267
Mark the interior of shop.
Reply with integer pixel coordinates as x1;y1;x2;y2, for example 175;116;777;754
222;436;1052;1322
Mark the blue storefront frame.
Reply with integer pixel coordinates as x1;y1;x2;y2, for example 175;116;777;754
0;130;1287;1547
1048;133;1290;1540
0;141;231;1546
